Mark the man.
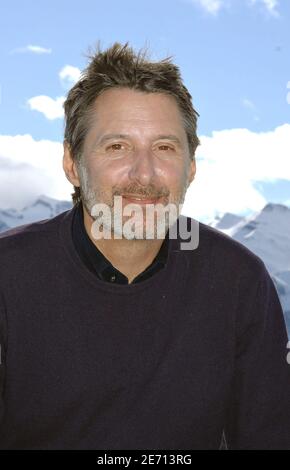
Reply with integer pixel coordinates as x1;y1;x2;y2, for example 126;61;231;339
0;42;290;450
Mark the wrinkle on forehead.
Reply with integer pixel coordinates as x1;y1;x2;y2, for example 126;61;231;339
82;88;189;157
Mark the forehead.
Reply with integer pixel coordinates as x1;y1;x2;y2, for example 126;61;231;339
89;87;185;131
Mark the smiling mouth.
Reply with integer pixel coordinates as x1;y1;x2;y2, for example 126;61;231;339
122;195;163;204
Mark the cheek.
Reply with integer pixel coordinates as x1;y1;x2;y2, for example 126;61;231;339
162;165;188;188
88;164;128;192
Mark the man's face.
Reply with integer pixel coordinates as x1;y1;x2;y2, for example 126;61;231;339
75;87;196;239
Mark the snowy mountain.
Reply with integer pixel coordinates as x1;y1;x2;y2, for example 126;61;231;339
209;203;290;335
209;212;244;230
0;195;72;231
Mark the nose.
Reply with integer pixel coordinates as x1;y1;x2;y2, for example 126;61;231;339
128;148;157;186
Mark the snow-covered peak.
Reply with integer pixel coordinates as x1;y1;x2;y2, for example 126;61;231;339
209;212;244;230
227;204;290;274
0;195;72;230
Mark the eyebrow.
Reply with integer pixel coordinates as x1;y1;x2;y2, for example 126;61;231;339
97;133;183;146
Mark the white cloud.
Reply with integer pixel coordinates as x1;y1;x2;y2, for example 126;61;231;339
182;123;290;222
250;0;279;16
242;98;260;121
27;64;81;120
187;0;280;16
10;45;52;55
188;0;224;14
0;134;71;210
59;65;81;88
242;98;256;110
287;81;290;105
264;0;278;12
27;95;65;120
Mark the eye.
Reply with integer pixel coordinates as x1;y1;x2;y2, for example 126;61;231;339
157;144;174;151
107;143;124;151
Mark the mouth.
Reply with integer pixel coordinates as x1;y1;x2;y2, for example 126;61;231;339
122;195;164;204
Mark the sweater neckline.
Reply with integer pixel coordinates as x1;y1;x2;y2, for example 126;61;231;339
58;204;187;295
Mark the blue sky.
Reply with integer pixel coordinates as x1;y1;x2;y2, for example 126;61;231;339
0;0;289;222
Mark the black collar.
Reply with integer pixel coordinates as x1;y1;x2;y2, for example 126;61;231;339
71;201;169;284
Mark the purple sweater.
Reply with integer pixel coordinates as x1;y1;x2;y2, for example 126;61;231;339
0;205;290;449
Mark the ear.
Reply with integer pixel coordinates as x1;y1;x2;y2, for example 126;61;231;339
187;157;196;187
63;140;80;187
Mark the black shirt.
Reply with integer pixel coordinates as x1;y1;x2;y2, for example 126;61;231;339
72;201;169;284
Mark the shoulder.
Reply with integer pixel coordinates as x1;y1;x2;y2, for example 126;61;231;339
178;215;266;279
0;208;69;241
0;208;74;268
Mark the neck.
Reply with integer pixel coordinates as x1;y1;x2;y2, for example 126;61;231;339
82;205;166;283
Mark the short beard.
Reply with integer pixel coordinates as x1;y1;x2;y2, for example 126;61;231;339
77;161;188;240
